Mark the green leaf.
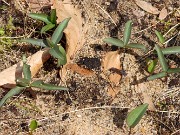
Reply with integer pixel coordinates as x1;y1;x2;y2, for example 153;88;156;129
126;43;146;51
147;72;167;81
16;78;30;87
146;59;158;74
28;13;51;24
21;38;48;47
40;23;55;33
161;46;180;55
30;80;69;90
167;68;180;73
50;9;57;24
123;20;132;45
29;120;38;131
126;103;148;128
0;86;24;107
155;30;165;44
57;45;67;66
155;44;169;72
51;17;71;45
23;59;31;82
103;38;124;47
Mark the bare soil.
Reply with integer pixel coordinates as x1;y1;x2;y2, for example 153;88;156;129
0;0;179;135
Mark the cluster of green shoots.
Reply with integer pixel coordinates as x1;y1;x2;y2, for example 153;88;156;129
0;9;179;132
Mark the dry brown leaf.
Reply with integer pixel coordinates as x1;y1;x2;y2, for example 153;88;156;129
102;51;122;85
135;0;160;14
142;92;156;111
66;64;95;76
27;0;51;11
159;7;168;20
0;49;50;88
52;0;84;62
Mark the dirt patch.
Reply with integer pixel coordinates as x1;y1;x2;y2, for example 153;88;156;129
0;0;180;135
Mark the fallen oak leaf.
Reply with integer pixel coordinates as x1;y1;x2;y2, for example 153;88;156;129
0;49;50;88
135;0;160;15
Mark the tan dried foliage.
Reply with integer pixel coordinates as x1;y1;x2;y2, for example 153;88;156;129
66;64;95;77
107;87;120;98
102;51;122;86
159;7;168;20
0;49;50;88
135;0;160;14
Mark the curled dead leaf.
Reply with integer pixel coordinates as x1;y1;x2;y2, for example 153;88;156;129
159;7;168;20
66;64;95;76
135;0;160;14
0;49;50;88
102;51;122;85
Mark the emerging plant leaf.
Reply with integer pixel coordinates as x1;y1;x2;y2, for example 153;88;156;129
28;13;51;24
103;38;124;47
123;20;132;45
126;43;146;51
50;9;57;24
16;78;30;87
126;103;149;128
155;30;165;44
0;86;24;107
161;46;180;55
57;45;67;66
146;58;158;74
51;17;71;45
30;80;69;90
147;72;167;80
167;68;180;73
40;23;55;34
21;38;48;47
22;56;31;82
29;120;38;132
155;44;168;72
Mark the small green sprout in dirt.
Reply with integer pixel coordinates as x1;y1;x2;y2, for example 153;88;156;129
0;55;68;107
147;44;180;80
29;9;57;33
146;58;158;74
21;17;71;67
103;20;146;51
29;119;38;134
126;103;148;128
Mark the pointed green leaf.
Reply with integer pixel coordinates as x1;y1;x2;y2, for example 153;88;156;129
0;86;24;107
57;45;67;66
161;46;180;55
126;103;148;128
126;43;146;51
103;38;124;47
29;120;38;131
146;59;158;74
23;61;31;82
30;80;69;90
155;45;169;72
167;68;180;73
40;23;55;33
147;72;167;81
21;38;48;47
50;9;57;24
51;17;71;45
28;13;51;24
16;78;30;87
155;30;165;44
123;20;132;45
